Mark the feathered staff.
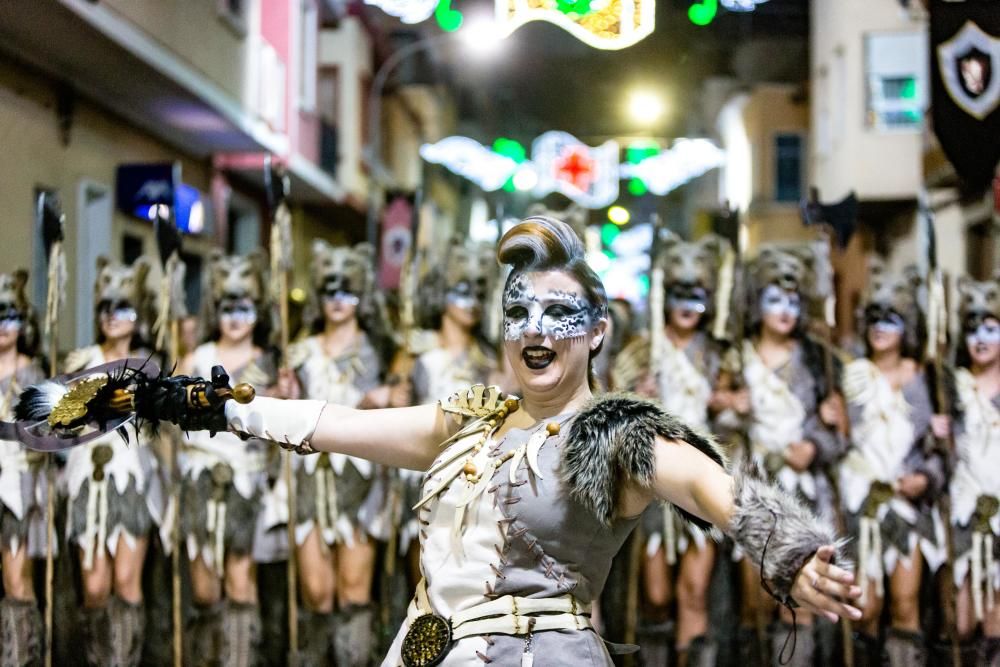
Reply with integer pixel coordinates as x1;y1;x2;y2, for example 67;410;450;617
37;192;64;667
265;158;300;666
152;208;187;667
920;200;961;666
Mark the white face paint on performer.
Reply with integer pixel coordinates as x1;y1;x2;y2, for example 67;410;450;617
760;284;800;337
98;299;137;342
443;280;483;330
0;305;21;351
502;270;606;397
865;310;905;354
967;317;1000;367
218;297;257;343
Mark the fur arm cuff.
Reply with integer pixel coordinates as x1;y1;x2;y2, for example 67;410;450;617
729;463;847;605
563;393;727;528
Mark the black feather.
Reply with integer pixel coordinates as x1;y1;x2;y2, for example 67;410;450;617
154;211;183;269
263;157;288;217
37;192;65;260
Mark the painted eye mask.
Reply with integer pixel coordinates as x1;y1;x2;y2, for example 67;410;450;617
0;304;23;332
502;273;598;341
865;307;905;335
967;321;1000;347
321;277;361;307
667;285;708;315
760;285;801;319
219;299;257;325
97;299;138;323
446;280;483;312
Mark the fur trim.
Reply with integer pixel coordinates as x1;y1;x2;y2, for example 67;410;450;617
729;461;847;604
562;392;727;528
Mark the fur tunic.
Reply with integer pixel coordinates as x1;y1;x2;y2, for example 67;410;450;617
397;339;499;553
172;343;277;565
839;358;944;593
0;361;47;557
63;345;164;566
383;391;726;666
946;368;1000;615
289;333;389;545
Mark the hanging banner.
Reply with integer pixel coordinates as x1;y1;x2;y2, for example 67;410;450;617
378;196;414;290
495;0;655;50
931;1;1000;190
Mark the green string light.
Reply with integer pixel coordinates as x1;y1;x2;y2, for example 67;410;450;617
556;0;594;16
493;138;527;192
626;140;659;197
435;0;463;32
688;0;717;26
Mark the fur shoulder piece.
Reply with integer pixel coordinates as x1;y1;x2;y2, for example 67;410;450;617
64;346;99;374
562;392;727;528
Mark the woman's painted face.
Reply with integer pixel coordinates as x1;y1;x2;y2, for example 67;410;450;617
966;317;1000;367
666;284;707;332
865;306;905;354
0;303;22;351
97;299;137;342
218;297;257;343
320;277;360;325
502;270;606;396
443;280;482;329
760;285;800;337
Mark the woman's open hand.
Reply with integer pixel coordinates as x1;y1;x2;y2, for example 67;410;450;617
790;545;862;623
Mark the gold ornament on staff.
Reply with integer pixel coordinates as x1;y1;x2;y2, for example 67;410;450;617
37;192;65;667
266;159;300;666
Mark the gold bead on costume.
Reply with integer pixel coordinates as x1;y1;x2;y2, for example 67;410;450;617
546;422;561;436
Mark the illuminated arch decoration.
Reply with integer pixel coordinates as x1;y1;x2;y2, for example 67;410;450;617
495;0;655;50
364;0;438;24
420;134;725;208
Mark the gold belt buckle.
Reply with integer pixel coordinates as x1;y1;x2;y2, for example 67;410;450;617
764;452;785;478
401;613;451;667
974;495;1000;533
862;481;894;519
91;444;113;482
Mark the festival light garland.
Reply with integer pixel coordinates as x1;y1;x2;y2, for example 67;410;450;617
495;0;655;50
420;134;726;207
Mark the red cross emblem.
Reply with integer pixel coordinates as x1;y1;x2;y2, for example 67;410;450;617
554;146;595;192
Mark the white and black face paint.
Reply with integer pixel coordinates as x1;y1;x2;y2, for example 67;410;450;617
869;312;905;336
219;298;258;326
502;272;597;341
446;281;481;312
967;321;1000;347
760;285;801;319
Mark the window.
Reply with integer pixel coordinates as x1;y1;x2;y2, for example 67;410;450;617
217;0;248;36
774;134;803;203
298;0;319;112
865;31;927;131
259;41;287;131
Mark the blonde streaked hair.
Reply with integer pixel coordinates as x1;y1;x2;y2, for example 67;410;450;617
497;216;608;389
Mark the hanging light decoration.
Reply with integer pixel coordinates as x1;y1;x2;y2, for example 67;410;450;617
494;0;655;50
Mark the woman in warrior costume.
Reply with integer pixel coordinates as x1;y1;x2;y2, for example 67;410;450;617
0;271;46;665
611;232;734;666
734;244;847;667
838;259;948;666
174;250;278;667
394;238;501;584
63;256;164;667
157;217;862;667
281;240;396;667
943;276;1000;664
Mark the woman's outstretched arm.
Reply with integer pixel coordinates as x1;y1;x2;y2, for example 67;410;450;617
224;398;452;471
648;438;862;623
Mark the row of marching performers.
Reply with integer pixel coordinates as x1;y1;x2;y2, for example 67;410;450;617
610;234;1000;667
0;236;512;667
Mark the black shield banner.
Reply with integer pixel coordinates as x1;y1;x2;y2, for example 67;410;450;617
930;0;1000;191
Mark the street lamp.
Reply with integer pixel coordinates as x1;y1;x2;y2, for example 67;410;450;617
365;19;504;244
627;89;667;126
